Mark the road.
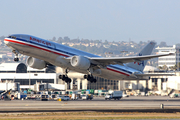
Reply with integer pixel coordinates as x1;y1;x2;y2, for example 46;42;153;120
0;96;180;113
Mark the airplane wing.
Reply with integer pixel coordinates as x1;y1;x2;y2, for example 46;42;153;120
135;73;175;76
88;53;174;65
132;72;175;80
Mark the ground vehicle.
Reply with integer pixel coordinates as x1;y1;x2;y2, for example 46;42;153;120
122;93;129;97
71;93;78;100
81;95;86;100
169;93;176;98
105;91;122;100
57;95;63;99
61;96;70;101
56;95;63;101
82;94;93;100
41;94;49;101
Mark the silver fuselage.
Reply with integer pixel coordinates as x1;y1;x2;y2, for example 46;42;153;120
4;34;142;80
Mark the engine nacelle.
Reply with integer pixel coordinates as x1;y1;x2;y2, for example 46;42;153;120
27;57;46;69
70;56;90;70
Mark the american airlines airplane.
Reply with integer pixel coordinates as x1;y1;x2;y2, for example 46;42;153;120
4;34;172;83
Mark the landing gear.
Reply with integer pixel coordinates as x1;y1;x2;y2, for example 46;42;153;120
59;69;71;83
12;50;19;62
84;69;97;83
84;74;97;83
59;75;71;83
14;58;19;62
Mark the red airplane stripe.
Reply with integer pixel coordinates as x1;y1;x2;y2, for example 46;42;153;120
4;39;69;57
107;67;130;76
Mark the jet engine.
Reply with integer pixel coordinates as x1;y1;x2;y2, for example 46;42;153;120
27;57;46;69
70;56;90;70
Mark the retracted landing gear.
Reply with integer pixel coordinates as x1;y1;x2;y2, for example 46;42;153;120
12;50;19;62
84;74;97;83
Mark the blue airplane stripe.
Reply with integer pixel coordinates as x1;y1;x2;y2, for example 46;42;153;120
15;38;76;56
108;65;132;74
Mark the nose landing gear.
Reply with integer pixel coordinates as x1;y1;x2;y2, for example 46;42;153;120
14;57;19;62
12;50;19;62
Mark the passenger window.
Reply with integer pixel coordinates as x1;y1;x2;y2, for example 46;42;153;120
24;36;29;40
50;44;56;49
21;35;29;40
15;35;20;39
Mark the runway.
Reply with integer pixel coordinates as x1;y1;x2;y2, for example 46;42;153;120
0;96;180;113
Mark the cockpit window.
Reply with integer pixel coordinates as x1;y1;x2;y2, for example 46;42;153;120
7;36;16;39
12;36;16;39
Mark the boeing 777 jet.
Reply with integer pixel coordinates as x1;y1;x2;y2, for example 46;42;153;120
4;34;173;83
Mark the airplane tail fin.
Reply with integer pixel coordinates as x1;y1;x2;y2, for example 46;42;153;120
126;41;156;72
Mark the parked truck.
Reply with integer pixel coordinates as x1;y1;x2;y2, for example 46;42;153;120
71;93;78;100
105;91;123;100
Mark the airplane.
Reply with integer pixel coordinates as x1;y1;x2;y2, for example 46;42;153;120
4;34;173;83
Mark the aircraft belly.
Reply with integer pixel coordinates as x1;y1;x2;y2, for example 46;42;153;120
8;42;58;64
99;68;138;80
99;68;126;80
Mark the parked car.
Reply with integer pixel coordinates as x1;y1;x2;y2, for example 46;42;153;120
81;95;87;100
81;94;93;100
122;94;129;97
57;95;63;99
40;94;49;101
61;96;70;101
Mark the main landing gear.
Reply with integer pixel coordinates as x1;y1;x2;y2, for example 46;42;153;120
59;69;97;83
84;74;97;83
59;69;71;83
59;75;71;83
12;50;19;62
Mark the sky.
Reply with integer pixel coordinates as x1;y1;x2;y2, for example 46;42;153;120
0;0;180;45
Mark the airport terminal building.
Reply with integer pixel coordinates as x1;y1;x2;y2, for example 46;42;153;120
0;63;120;91
0;63;57;90
156;44;180;68
0;62;179;93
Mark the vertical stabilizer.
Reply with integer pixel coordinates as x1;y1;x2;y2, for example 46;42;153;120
126;41;156;71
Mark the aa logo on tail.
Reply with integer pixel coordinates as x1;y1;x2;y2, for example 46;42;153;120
134;53;144;66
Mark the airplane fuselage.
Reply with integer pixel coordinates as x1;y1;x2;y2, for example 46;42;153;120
4;34;143;80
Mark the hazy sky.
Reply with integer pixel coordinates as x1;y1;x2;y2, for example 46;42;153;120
1;0;180;45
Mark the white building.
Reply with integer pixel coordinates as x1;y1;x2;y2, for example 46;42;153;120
1;63;179;94
156;44;180;68
0;63;61;90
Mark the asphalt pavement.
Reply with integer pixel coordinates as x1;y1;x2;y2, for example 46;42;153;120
0;96;180;113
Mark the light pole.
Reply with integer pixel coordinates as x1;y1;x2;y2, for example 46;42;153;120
29;70;31;89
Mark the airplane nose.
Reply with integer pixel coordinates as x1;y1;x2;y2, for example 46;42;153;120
4;39;9;45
